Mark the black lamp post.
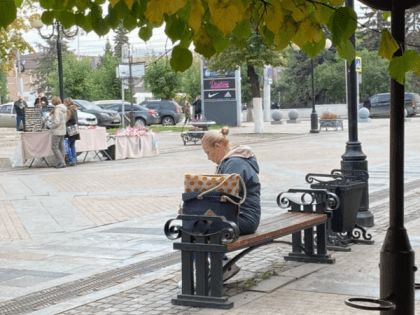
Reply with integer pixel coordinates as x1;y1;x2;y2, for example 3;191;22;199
292;39;331;133
32;20;78;101
344;0;418;313
340;0;373;228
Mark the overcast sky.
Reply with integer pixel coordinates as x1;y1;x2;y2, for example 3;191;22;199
23;1;368;57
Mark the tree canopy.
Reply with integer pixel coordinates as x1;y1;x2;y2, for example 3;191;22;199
143;58;181;99
2;0;419;85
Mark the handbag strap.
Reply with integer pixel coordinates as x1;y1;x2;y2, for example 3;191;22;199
197;173;247;206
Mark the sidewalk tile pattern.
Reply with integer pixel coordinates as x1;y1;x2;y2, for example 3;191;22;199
0;201;30;242
70;195;180;225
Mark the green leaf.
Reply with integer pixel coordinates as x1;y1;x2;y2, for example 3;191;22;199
170;45;193;72
179;28;193;48
123;15;137;30
0;0;16;29
177;1;190;21
336;39;355;63
389;50;420;84
14;0;22;7
165;15;186;42
232;19;251;41
389;55;410;84
40;0;53;9
382;11;391;21
314;0;334;24
328;7;357;46
139;25;153;41
273;16;297;50
41;10;56;25
58;11;76;29
378;29;399;61
302;35;326;59
232;37;247;50
106;5;121;29
262;27;274;47
194;29;216;59
205;24;229;54
91;5;110;36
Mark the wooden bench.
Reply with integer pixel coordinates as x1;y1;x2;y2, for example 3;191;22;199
164;188;340;309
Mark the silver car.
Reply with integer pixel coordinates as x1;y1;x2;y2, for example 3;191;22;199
0;102;21;128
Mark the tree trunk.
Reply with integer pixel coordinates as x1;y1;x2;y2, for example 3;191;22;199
248;64;261;98
246;64;261;122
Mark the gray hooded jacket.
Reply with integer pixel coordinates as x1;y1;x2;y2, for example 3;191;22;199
216;145;261;233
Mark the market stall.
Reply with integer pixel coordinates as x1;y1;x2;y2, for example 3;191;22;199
107;127;158;160
13;126;109;167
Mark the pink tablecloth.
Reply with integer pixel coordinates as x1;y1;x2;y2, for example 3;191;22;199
21;131;52;161
114;133;159;160
75;127;108;152
21;128;108;161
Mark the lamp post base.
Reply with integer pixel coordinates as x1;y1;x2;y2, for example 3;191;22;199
341;142;374;228
310;112;319;133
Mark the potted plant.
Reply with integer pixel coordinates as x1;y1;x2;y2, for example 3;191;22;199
319;111;344;131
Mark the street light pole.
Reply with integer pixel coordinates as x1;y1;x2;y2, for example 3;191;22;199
310;59;318;133
32;20;78;102
341;0;373;227
56;22;65;101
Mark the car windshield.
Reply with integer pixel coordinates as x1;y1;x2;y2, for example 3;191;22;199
76;100;103;111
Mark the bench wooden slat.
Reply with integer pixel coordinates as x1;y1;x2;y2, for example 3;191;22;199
226;212;327;252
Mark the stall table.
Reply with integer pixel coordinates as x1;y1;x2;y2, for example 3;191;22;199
107;133;158;160
20;127;109;167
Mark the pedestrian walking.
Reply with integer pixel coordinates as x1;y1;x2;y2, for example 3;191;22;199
50;97;67;169
183;101;191;125
64;98;79;166
192;94;202;120
13;95;28;131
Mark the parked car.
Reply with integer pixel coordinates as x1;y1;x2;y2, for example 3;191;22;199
366;92;420;118
271;102;280;109
140;100;183;125
92;100;129;109
73;100;121;128
0;102;21;129
0;102;97;128
103;103;159;126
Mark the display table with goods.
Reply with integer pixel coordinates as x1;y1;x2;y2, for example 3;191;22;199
181;120;216;145
11;126;110;168
106;126;159;160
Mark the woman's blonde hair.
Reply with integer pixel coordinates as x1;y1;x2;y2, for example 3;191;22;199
202;127;230;147
64;97;73;106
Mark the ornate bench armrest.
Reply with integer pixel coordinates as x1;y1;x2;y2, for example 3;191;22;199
305;173;347;186
331;169;369;181
277;188;340;213
164;214;240;244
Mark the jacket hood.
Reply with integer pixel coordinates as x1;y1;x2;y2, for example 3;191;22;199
55;103;67;113
220;145;259;173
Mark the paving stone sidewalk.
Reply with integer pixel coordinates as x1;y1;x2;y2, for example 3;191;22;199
53;188;420;315
1;119;420;314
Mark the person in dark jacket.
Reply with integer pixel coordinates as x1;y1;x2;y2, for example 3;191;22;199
201;127;261;280
13;95;28;131
363;94;371;110
192;94;202;119
64;97;79;166
34;92;49;113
